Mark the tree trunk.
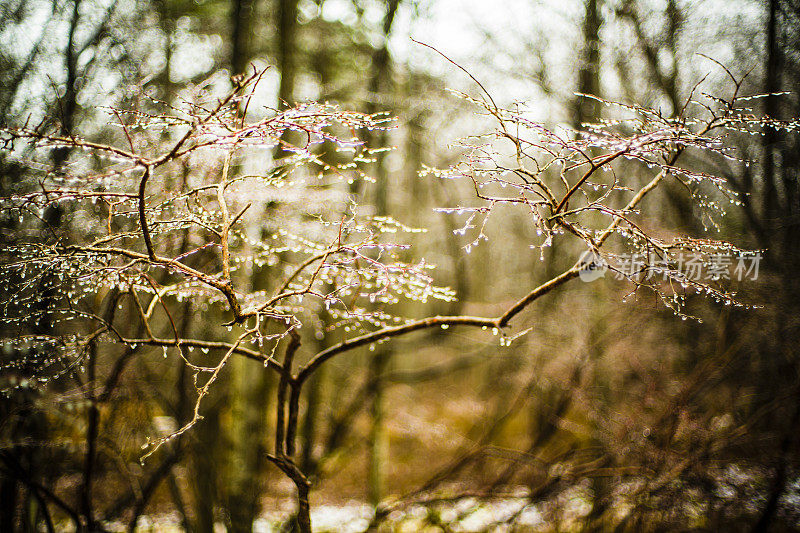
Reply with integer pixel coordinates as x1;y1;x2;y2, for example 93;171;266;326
361;1;401;508
277;0;299;109
574;0;601;128
231;0;253;76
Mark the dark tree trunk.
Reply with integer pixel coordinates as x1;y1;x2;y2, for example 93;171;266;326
231;0;253;76
574;0;601;127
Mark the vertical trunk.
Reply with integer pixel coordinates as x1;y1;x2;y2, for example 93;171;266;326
366;350;390;506
155;0;176;100
298;46;339;478
192;404;221;533
575;1;609;525
574;0;601;127
52;0;81;169
752;2;795;530
364;0;400;506
664;0;681;113
227;358;267;533
225;3;268;529
81;341;99;531
299;368;323;473
231;0;253;76
14;3;87;529
752;399;800;532
271;0;300;170
295;480;312;533
277;0;299;108
762;0;780;223
300;321;333;477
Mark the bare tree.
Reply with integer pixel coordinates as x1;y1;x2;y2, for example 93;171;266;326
1;52;795;531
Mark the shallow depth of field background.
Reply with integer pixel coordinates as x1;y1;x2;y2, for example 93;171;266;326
2;0;800;531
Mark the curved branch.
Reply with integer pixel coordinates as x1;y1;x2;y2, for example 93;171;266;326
297;144;683;383
496;267;582;328
137;166;155;260
297;315;495;383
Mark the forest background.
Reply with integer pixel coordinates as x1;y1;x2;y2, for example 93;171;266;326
2;0;800;531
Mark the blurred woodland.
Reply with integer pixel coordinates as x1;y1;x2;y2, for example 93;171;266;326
2;0;800;531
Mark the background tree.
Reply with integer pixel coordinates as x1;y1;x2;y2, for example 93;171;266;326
2;1;800;531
